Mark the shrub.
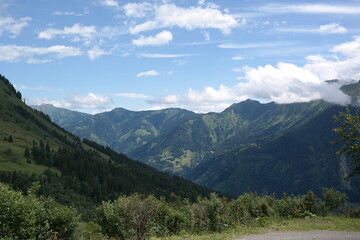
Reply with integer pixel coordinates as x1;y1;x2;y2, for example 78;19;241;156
0;182;79;239
228;193;272;224
97;194;170;240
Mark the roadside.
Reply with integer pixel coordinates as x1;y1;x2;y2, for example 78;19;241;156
152;216;360;240
235;230;360;240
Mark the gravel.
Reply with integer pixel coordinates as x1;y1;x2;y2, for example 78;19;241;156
235;230;360;240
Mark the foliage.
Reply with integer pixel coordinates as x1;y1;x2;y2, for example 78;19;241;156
97;194;173;240
321;188;347;215
0;182;79;239
334;108;360;179
96;189;348;239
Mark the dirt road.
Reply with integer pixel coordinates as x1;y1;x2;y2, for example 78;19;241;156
235;230;360;240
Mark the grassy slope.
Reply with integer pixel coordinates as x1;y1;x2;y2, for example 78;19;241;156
152;216;360;240
0;77;77;173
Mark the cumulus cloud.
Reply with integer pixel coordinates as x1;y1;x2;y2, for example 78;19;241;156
0;44;83;63
87;46;111;60
27;93;112;111
136;70;160;77
0;16;31;37
132;31;173;46
149;36;360;112
129;4;237;35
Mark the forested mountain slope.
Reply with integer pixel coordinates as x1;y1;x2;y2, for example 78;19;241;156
186;104;360;200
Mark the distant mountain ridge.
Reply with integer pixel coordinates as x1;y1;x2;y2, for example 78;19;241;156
33;80;360;199
34;104;197;154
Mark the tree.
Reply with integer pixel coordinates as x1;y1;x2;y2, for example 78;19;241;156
334;108;360;179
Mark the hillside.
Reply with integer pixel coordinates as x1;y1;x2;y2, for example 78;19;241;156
0;75;213;218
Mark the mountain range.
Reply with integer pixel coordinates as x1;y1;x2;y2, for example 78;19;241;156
33;80;360;200
0;74;212;218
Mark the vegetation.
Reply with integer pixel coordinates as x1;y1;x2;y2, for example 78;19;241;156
334;108;360;179
0;182;79;239
1;74;360;239
2;181;357;239
35;95;360;200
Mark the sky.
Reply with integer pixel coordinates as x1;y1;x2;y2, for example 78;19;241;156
1;0;360;114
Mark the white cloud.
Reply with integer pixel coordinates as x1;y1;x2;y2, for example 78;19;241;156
28;93;112;111
219;42;289;49
232;56;244;61
278;23;347;35
0;44;83;63
331;35;360;57
132;31;173;46
38;24;126;46
319;23;347;34
123;2;153;18
38;23;96;43
0;16;31;37
98;0;119;8
87;46;111;60
136;70;160;77
149;36;360;112
14;85;63;91
114;93;149;98
140;53;188;58
129;4;237;34
53;10;88;16
259;4;360;14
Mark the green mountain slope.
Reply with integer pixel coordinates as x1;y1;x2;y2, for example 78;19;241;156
131;100;333;174
0;75;212;218
186;104;360;200
33;104;197;154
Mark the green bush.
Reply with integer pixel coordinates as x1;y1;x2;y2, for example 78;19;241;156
0;182;79;239
97;194;171;240
228;193;272;224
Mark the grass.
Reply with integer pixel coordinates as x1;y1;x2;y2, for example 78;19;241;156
151;216;360;240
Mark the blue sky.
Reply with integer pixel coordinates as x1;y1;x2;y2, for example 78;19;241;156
1;0;360;113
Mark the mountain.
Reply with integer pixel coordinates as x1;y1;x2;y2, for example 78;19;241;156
131;100;333;174
0;75;213;218
186;104;360;200
33;104;197;154
33;80;360;199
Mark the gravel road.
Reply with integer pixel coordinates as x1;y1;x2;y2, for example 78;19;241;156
235;230;360;240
